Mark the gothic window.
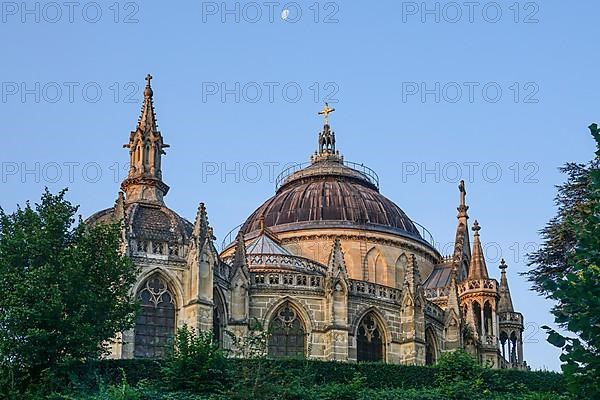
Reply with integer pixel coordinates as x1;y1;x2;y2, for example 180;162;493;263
213;289;226;347
425;328;438;365
500;331;509;361
472;301;483;337
357;312;384;362
395;254;407;288
268;304;306;359
134;275;176;359
483;301;493;338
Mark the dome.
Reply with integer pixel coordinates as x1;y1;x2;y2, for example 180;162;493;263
87;202;193;244
241;160;422;240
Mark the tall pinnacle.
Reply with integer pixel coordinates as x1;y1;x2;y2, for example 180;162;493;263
451;180;471;276
138;74;158;134
121;74;170;204
312;103;342;163
457;180;469;219
467;220;489;279
497;259;515;312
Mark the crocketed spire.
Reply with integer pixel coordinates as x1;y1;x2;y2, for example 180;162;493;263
121;74;170;204
497;259;515;313
451;180;471;278
467;220;489;279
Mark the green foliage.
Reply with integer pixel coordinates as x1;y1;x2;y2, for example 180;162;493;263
4;357;572;400
161;326;230;393
225;318;269;359
0;189;139;390
527;124;600;398
435;350;480;385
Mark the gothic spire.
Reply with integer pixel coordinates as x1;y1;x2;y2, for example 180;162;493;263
192;202;211;248
467;220;489;279
233;230;248;269
451;180;471;277
231;230;249;279
312;103;342;163
327;237;348;279
121;74;170;204
497;259;515;313
404;254;422;293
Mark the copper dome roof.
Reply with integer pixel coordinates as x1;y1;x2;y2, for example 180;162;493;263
241;160;422;239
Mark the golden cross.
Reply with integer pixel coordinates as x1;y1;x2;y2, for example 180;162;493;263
318;103;335;125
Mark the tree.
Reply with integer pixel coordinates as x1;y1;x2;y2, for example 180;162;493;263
0;189;139;382
530;125;600;398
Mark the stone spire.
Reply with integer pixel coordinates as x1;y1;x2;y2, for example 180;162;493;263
497;259;514;313
121;74;170;204
232;230;249;274
451;180;471;278
468;220;489;279
327;237;348;279
312;103;342;163
404;254;422;293
192;202;211;249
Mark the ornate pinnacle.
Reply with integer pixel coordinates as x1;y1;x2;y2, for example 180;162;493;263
499;258;508;271
457;180;469;218
472;220;481;235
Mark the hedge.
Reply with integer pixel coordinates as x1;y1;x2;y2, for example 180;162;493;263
39;358;566;395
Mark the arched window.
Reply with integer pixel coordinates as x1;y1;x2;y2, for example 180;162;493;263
472;301;482;337
395;254;408;288
268;303;306;358
134;274;176;359
425;328;438;365
357;312;384;362
213;288;226;347
500;331;509;362
366;248;385;285
483;301;493;340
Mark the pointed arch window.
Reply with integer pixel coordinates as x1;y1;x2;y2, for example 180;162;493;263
357;312;384;362
134;274;176;359
213;288;226;347
268;303;306;359
425;328;438;365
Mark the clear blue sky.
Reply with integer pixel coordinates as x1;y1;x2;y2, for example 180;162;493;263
1;1;598;371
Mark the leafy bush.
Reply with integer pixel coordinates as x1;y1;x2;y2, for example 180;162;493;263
161;326;230;394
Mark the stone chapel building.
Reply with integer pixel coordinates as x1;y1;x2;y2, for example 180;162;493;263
87;76;526;368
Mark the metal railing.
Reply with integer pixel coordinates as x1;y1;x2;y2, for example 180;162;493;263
274;160;380;190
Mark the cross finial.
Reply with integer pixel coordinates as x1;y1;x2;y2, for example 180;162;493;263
318;103;335;125
144;74;154;98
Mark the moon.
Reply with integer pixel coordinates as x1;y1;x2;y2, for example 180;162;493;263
281;9;290;20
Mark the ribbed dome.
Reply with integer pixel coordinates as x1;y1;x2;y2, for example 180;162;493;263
87;202;193;243
241;160;422;239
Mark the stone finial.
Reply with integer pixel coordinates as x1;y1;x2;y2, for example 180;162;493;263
467;220;489;280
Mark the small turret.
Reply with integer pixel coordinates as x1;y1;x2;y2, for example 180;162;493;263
121;74;170;204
